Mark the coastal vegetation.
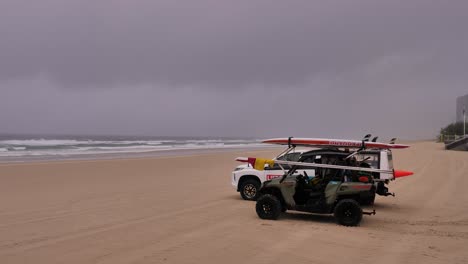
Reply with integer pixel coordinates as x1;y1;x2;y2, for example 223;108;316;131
439;122;467;141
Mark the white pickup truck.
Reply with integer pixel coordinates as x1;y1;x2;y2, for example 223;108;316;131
231;147;401;202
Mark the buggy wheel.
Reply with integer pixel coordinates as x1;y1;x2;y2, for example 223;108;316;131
240;179;260;200
256;194;281;220
334;199;363;226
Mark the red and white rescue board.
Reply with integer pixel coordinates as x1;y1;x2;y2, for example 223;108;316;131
262;138;409;149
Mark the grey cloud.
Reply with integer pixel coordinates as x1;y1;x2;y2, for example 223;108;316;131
1;0;467;87
0;0;467;139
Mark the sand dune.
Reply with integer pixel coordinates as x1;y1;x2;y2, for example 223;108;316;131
0;142;467;264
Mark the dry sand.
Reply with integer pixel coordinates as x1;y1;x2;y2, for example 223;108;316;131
0;142;467;264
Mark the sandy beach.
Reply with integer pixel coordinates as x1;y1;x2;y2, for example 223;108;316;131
0;142;467;264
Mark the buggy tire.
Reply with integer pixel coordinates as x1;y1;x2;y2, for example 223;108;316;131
334;199;363;226
256;194;282;220
240;179;261;200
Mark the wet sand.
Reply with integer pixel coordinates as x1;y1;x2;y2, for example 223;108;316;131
0;142;467;264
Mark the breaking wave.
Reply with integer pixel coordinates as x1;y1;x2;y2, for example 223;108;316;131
0;137;262;158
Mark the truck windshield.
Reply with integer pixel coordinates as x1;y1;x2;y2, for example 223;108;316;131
278;152;301;161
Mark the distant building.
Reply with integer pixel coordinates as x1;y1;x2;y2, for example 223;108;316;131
456;94;468;122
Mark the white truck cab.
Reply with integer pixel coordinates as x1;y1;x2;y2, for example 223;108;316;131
232;149;315;200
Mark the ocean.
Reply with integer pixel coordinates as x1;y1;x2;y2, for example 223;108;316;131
0;134;266;162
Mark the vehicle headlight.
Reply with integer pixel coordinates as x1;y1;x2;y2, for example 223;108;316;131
234;167;244;171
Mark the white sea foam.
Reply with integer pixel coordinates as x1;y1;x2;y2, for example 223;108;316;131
0;139;166;147
0;137;264;159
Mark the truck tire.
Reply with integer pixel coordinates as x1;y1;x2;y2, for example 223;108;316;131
360;195;376;206
256;194;282;220
240;179;260;200
360;191;376;206
334;199;363;226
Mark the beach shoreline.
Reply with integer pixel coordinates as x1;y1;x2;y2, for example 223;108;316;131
1;141;467;264
0;145;277;164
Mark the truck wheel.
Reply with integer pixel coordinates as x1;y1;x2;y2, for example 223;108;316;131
361;197;375;206
362;184;377;205
256;194;282;220
334;199;363;226
360;193;376;206
240;179;260;200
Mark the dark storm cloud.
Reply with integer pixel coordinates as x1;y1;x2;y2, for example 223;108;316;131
0;0;467;138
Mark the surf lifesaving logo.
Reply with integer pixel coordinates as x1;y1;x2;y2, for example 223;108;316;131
329;141;361;147
266;174;283;180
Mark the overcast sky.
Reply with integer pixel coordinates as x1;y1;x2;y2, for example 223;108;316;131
0;0;467;139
